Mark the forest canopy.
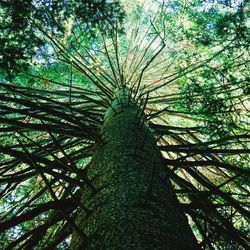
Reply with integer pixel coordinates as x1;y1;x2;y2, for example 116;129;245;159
0;0;249;249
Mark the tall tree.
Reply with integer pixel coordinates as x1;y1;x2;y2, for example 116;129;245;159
0;0;249;249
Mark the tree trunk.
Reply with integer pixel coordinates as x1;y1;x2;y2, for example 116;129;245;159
70;88;200;250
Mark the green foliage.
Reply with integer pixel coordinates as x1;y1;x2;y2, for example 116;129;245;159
0;0;125;80
0;0;42;79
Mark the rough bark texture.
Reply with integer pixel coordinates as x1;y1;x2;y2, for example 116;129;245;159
70;88;200;250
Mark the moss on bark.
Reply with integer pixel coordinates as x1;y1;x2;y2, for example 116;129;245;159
70;88;200;250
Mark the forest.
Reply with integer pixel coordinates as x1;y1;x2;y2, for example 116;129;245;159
0;0;249;249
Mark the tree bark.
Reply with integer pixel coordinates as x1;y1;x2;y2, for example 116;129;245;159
70;88;200;250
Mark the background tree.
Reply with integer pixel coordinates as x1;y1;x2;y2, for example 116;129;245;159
0;0;249;249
